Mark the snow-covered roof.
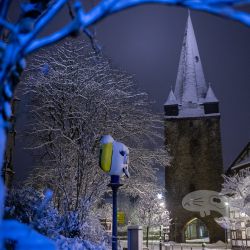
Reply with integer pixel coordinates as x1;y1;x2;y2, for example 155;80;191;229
164;89;178;105
174;13;208;105
228;142;250;173
204;85;219;103
227;141;250;175
231;156;250;170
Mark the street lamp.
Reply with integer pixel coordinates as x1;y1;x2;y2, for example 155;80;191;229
157;193;165;250
99;135;130;250
160;202;165;207
224;201;231;248
157;193;163;200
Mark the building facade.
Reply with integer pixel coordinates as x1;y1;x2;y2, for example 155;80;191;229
164;14;224;243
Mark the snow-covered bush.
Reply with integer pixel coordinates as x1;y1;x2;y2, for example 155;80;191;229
5;186;109;248
5;187;60;237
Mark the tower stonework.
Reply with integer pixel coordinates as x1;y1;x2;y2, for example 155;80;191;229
164;14;224;243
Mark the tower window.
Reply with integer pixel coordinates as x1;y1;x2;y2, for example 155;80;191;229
204;103;219;114
164;105;179;116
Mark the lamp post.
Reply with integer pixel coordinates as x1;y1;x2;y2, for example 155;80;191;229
108;175;123;250
159;225;162;250
99;135;130;250
224;201;231;249
158;193;165;250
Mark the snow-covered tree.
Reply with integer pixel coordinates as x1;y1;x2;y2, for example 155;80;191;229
130;186;170;247
22;36;167;202
221;169;250;216
216;169;250;232
17;37;169;245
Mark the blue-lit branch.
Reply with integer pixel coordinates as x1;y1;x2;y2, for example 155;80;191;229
109;0;250;25
0;0;11;36
0;0;250;248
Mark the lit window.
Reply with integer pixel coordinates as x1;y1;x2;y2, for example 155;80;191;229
242;231;246;239
246;228;250;237
232;231;236;239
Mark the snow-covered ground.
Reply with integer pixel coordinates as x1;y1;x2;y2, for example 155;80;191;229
119;240;231;250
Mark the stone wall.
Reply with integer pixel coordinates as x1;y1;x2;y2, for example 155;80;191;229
165;116;224;243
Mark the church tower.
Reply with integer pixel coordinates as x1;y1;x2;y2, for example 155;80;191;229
164;14;224;243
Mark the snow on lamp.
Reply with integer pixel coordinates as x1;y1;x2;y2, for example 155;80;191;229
99;135;130;177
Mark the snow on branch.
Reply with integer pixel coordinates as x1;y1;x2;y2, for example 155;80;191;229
215;170;250;230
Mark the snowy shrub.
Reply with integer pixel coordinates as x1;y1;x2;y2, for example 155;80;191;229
5;186;109;248
5;187;61;237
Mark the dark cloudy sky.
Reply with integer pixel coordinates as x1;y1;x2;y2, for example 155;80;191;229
11;3;250;180
94;6;250;169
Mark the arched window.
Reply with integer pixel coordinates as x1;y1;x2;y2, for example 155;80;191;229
184;218;209;242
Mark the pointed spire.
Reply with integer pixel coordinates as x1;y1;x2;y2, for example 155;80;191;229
204;84;218;103
174;13;207;104
164;13;219;118
164;89;178;105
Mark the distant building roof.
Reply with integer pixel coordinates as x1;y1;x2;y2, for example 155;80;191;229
227;142;250;174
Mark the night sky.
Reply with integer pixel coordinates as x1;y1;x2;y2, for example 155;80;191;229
11;3;250;180
94;6;250;169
